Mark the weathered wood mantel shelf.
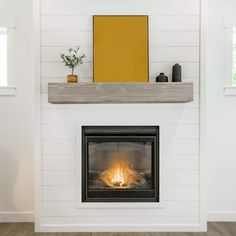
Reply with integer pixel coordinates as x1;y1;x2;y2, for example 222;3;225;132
48;82;193;104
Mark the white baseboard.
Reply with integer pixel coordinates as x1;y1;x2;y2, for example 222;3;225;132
1;211;235;224
36;224;207;232
208;211;236;222
0;212;34;222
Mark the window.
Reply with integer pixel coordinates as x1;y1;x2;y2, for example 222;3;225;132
0;20;16;96
0;27;7;87
224;18;236;95
232;27;236;86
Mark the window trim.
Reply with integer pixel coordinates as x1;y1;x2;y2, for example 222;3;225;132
0;86;16;96
0;17;16;96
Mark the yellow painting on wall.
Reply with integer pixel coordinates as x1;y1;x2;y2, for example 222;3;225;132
93;16;149;83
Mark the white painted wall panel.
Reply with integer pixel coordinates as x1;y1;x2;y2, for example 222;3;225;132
38;0;202;230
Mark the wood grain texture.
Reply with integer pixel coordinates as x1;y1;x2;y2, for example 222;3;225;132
48;82;193;104
0;222;236;235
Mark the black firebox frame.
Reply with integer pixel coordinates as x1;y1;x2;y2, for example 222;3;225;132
82;126;159;202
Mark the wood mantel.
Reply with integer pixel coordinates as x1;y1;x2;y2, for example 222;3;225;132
48;82;193;104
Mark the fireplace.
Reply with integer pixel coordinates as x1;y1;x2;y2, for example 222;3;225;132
82;126;159;202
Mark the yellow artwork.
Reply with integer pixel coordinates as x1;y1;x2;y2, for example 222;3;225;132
93;16;149;82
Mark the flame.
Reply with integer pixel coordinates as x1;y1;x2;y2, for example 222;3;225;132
100;160;144;189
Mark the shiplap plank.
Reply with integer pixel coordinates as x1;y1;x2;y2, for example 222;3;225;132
41;31;199;47
42;156;76;170
42;186;75;201
41;201;199;217
41;46;92;62
41;31;92;47
41;46;199;63
41;109;199;124
40;62;199;78
166;170;199;186
42;170;76;186
41;15;92;31
42;124;76;139
165;186;199;201
41;15;200;31
166;139;199;155
150;31;199;47
41;0;200;16
165;124;199;139
149;16;200;31
164;155;199;170
149;47;199;62
42;140;76;155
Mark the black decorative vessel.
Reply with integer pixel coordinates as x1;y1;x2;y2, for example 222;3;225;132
172;63;182;82
156;73;168;82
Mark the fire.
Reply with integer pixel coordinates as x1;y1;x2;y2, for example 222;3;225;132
100;160;143;189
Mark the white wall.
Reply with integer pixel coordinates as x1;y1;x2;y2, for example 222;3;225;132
36;0;204;232
0;0;235;226
207;0;236;221
0;0;34;222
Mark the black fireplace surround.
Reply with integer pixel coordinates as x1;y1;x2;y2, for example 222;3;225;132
82;126;159;202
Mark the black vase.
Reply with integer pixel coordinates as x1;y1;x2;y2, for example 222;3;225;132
156;73;168;82
172;63;182;82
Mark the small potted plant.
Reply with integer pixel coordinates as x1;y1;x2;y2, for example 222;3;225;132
60;47;86;83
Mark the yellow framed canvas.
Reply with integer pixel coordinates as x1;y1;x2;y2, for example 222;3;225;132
93;15;149;82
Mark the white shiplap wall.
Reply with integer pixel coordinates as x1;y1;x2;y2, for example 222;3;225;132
38;0;204;232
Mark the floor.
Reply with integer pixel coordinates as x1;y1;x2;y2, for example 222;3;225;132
0;223;235;236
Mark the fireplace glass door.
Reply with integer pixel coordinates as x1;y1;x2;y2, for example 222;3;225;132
82;126;159;202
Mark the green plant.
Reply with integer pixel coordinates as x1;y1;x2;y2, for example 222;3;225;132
60;47;86;75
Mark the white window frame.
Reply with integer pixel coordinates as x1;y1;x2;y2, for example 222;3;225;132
224;17;236;95
0;17;16;96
